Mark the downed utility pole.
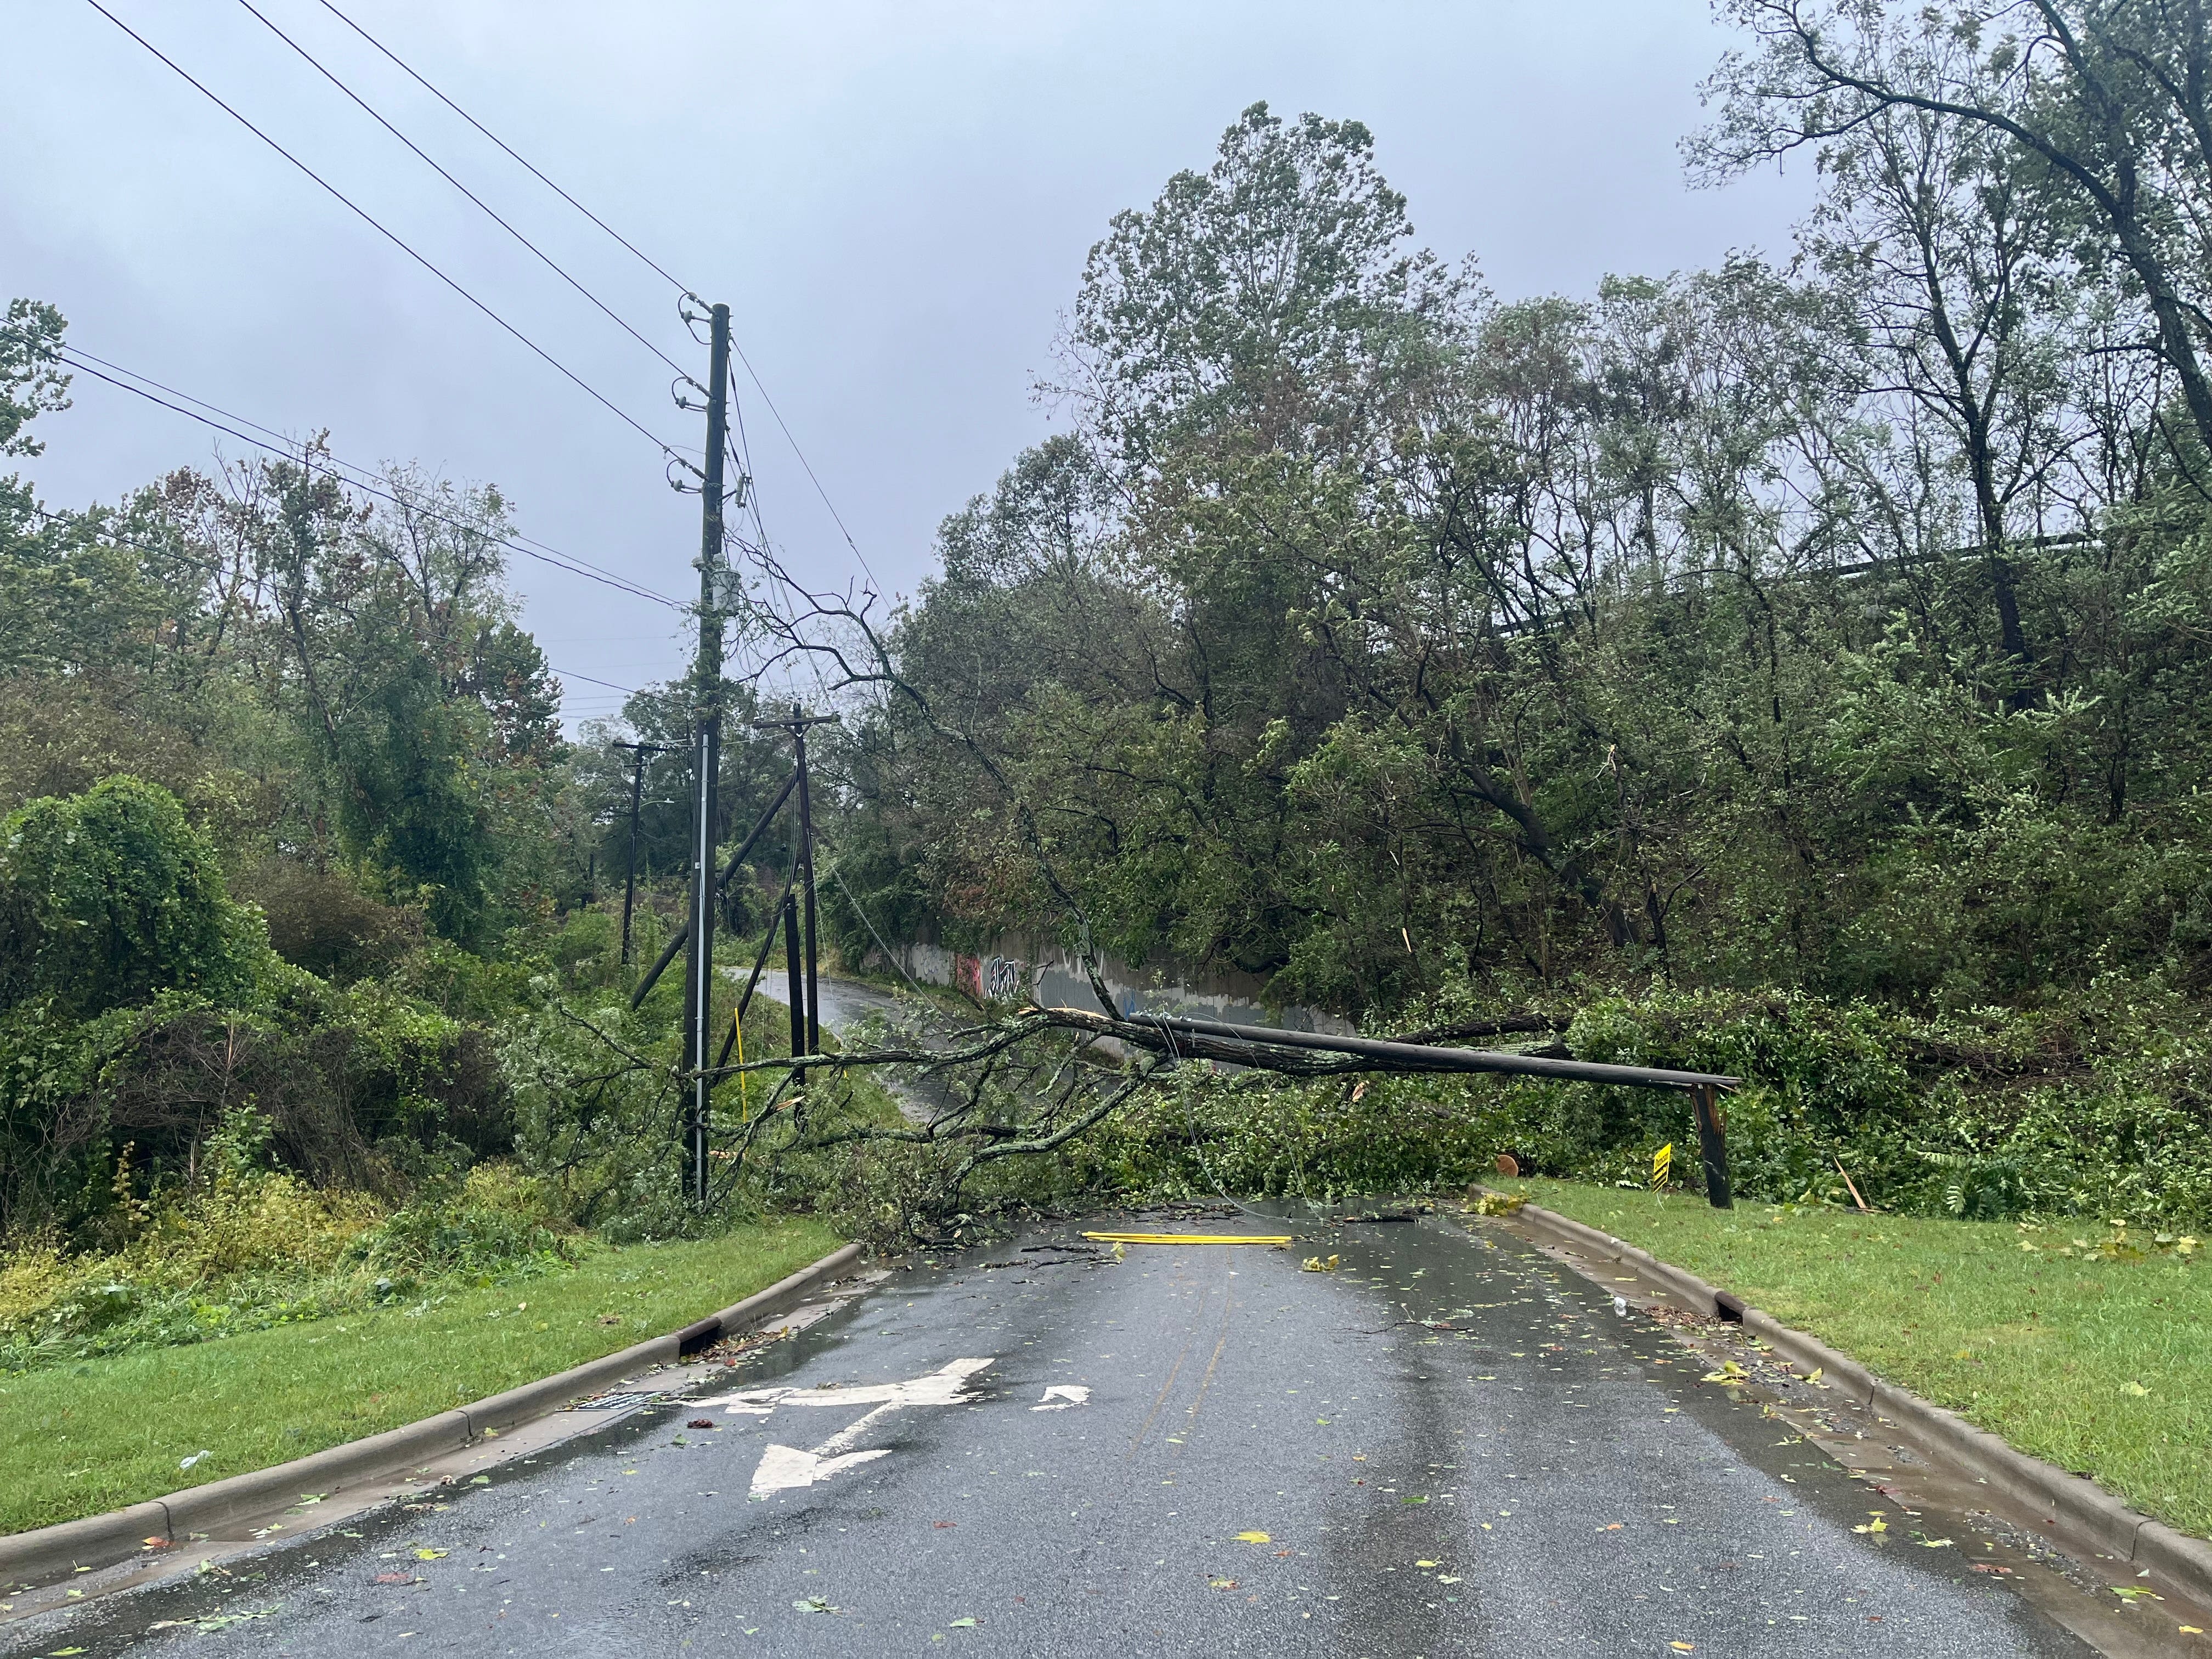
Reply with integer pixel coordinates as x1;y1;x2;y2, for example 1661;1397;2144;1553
703;1002;1741;1209
611;740;674;965
1121;1012;1739;1209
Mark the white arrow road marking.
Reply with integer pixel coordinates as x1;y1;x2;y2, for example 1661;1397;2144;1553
749;1443;892;1493
693;1358;997;1498
1032;1385;1090;1411
697;1356;995;1417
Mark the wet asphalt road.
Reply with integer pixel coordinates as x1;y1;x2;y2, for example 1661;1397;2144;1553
754;968;919;1040
751;968;962;1120
10;1215;2091;1658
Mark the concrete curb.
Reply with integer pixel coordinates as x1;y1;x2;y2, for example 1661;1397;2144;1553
0;1240;865;1588
163;1412;476;1542
0;1505;172;1596
1488;1192;2212;1609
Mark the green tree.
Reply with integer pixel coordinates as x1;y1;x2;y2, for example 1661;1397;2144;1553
0;298;69;459
244;455;567;942
0;776;266;1020
1052;101;1473;474
1699;0;2212;467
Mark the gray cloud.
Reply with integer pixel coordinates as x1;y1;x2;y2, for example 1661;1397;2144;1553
3;0;1813;721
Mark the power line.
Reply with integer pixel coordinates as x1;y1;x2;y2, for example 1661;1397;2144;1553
232;0;698;390
25;503;208;580
726;340;881;592
59;348;681;607
555;669;636;694
79;0;696;475
730;401;776;571
312;0;691;294
58;343;674;604
299;0;877;591
54;349;686;610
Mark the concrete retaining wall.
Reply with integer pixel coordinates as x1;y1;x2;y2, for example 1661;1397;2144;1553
876;936;1354;1036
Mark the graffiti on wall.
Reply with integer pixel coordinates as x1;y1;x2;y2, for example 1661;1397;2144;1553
951;953;1030;1003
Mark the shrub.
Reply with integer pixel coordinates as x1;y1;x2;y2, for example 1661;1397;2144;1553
347;1164;573;1282
237;858;422;981
0;776;268;1019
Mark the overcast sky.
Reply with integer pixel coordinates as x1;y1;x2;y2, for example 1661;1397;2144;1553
2;0;1813;727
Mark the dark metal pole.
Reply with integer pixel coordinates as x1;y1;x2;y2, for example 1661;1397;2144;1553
628;771;797;1011
713;867;798;1077
793;705;820;1058
748;709;839;1049
1131;1012;1741;1091
1130;1009;1739;1202
782;889;805;1061
623;748;645;962
1691;1083;1734;1210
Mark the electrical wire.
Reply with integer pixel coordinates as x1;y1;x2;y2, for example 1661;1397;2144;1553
82;4;873;695
822;861;931;997
298;0;878;591
231;0;698;390
54;349;686;610
24;504;207;579
555;669;636;694
61;348;680;608
312;0;690;294
79;0;696;474
57;344;675;604
727;339;879;592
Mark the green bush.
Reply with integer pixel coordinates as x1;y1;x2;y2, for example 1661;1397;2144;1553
238;857;422;982
0;776;269;1019
0;1147;578;1374
348;1199;570;1283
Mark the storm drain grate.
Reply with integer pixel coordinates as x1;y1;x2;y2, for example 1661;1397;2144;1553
566;1390;670;1412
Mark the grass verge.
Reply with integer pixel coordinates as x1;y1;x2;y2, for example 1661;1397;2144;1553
1496;1176;2209;1538
0;1216;841;1538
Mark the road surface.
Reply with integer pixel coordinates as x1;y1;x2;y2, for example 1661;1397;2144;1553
753;967;929;1042
8;979;2166;1656
749;967;964;1120
7;1212;2109;1657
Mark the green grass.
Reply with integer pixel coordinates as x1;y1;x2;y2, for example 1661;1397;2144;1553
1496;1176;2210;1538
0;1217;841;1538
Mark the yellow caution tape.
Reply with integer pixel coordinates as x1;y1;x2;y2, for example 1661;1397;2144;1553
1082;1231;1293;1246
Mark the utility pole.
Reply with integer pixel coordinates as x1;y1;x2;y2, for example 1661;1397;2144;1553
794;708;820;1057
682;301;733;1207
612;740;671;966
754;707;839;1056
